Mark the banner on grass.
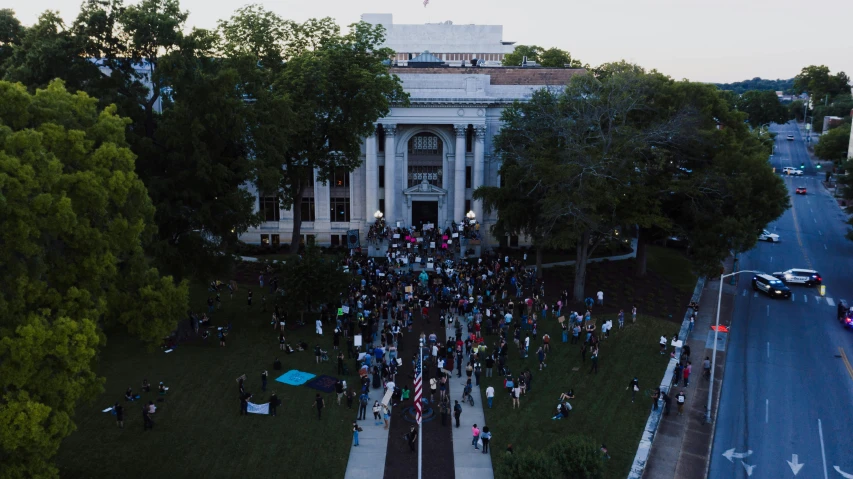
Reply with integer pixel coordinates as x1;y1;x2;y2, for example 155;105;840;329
247;402;269;415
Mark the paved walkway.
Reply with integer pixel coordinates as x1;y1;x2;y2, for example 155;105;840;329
446;321;495;479
640;274;736;479
344;319;392;479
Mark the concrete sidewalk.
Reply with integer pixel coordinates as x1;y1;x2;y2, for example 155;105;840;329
446;321;495;479
641;276;736;479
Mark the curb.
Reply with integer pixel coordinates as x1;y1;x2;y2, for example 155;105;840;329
627;276;705;479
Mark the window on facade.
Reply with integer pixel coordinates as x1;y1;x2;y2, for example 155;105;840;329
332;168;350;188
408;133;444;188
261;234;270;246
259;195;280;222
466;126;473;152
331;234;341;247
330;197;351;222
271;234;280;247
379;199;385;216
510;235;519;247
466;167;472;188
301;196;316;222
377;125;385;152
465;200;471;214
378;166;385;188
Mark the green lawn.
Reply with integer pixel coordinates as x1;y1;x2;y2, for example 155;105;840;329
56;282;353;479
481;315;672;479
645;245;696;294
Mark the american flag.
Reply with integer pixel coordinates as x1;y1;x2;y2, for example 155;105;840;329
414;343;423;424
423;0;429;7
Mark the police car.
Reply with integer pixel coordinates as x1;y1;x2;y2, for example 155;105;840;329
772;268;822;287
836;300;853;329
758;229;780;242
752;273;791;298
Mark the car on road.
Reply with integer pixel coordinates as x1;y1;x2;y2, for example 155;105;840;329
772;268;822;286
795;186;807;195
758;229;780;242
786;134;795;141
836;300;853;328
752;273;792;298
782;167;803;176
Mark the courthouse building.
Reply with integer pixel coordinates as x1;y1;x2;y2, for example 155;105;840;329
242;15;583;248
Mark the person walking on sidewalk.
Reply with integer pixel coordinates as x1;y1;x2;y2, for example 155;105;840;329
627;377;639;402
454;400;463;427
683;361;692;387
357;392;369;420
673;362;683;387
472;424;481;450
652;388;660;411
677;390;686;415
481;426;491;454
703;356;711;379
352;421;362;446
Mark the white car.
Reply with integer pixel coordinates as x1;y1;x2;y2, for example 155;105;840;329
758;229;779;242
772;268;822;286
782;167;803;176
786;134;795;141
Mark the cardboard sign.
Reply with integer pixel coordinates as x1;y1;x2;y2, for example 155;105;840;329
415;257;422;263
337;308;344;316
558;316;566;324
408;243;412;249
448;240;453;244
393;234;400;239
378;272;385;277
452;233;459;238
427;262;434;270
342;305;350;314
430;242;436;249
417;237;423;243
405;286;413;293
354;335;363;347
401;257;409;264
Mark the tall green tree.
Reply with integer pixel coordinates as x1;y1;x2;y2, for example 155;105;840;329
0;80;188;479
502;45;543;66
793;65;850;101
0;8;23;75
276;238;353;321
538;47;584;68
736;90;789;127
224;7;407;253
815;123;851;161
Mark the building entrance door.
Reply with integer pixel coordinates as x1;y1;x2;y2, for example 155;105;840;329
411;201;439;229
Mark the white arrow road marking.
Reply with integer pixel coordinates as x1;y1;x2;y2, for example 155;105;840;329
815;296;822;304
742;461;756;476
786;454;805;476
765;399;769;423
834;466;853;479
722;448;753;462
827;297;835;307
819;419;829;479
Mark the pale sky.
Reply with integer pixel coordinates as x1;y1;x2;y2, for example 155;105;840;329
10;0;853;84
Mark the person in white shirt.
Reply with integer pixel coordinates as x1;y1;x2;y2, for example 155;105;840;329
485;386;495;408
597;290;604;306
660;335;667;354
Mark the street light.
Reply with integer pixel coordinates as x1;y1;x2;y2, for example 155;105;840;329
466;210;476;224
374;210;383;220
706;269;761;425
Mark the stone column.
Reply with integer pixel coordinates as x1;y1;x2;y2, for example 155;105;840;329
384;124;397;224
453;124;467;223
364;130;378;221
472;124;486;221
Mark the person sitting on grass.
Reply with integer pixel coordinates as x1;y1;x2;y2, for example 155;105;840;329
559;390;575;402
284;344;295;354
147;401;157;414
158;382;167;395
141;379;151;393
551;401;572;420
125;387;136;401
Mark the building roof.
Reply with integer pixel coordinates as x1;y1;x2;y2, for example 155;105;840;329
409;51;443;64
389;67;586;86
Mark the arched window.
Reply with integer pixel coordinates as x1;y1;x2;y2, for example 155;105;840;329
407;133;444;187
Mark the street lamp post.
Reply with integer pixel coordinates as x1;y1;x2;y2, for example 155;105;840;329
706;269;760;425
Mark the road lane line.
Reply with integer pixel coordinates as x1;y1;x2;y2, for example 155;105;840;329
767;342;770;359
814;218;817;223
766;305;769;317
742;289;747;297
827;297;835;306
789;198;814;269
765;399;769;423
791;294;795;302
819;419;829;479
819;230;823;236
840;348;853;381
825;244;828;250
804;295;808;303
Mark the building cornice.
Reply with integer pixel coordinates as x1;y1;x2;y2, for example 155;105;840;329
394;98;523;108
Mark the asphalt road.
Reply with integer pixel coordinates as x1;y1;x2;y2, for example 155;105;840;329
709;122;853;479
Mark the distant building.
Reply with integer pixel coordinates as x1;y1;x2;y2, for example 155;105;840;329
360;13;516;66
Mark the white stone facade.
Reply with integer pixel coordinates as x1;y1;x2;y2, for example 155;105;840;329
242;67;582;249
361;13;515;66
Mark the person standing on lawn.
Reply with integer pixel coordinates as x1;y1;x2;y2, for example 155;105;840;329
542;332;550;353
632;305;637;323
597;290;604;306
486;385;495;408
473;359;482;386
114;403;124;428
618;309;625;329
336;380;345;405
589;347;599;374
142;404;154;430
485;354;495;377
537;346;546;370
261;370;268;392
313;393;325;420
247;289;253;310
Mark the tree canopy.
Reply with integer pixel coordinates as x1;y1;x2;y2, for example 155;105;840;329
0;80;188;478
275;238;354;320
714;77;794;95
815;123;851;161
500;435;605;479
503;45;584;68
735;90;788;127
793;65;850;101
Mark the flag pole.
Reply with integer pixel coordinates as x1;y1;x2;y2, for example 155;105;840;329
418;336;423;479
